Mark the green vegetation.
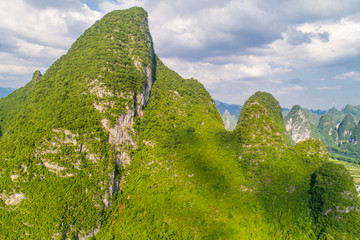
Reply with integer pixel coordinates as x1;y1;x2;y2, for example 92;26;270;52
338;114;356;141
310;162;360;239
237;91;290;146
283;103;360;182
0;7;359;240
0;7;155;239
330;158;360;184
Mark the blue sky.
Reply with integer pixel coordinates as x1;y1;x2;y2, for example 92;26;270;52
1;0;360;109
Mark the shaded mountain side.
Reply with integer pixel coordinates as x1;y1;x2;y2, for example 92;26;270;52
303;108;321;126
0;7;359;240
317;114;339;146
338;114;356;142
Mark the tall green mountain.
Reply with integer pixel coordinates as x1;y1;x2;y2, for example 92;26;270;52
337;114;356;142
1;7;359;240
343;104;360;121
318;114;339;146
0;7;155;239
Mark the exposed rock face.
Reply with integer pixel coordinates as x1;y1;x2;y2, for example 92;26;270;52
97;60;155;208
285;105;312;143
91;29;156;208
222;109;237;131
1;192;24;206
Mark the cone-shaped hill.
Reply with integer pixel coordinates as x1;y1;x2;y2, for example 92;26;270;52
0;7;359;239
236;91;290;147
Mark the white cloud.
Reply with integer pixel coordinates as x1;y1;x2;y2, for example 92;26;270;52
0;64;45;75
297;19;360;62
282;85;305;91
15;38;66;58
162;54;289;90
99;0;145;12
245;17;360;76
317;86;337;90
0;0;101;48
335;71;360;81
0;0;360;108
0;0;103;87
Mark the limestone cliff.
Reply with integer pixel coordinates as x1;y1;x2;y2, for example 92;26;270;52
284;105;313;143
222;109;237;131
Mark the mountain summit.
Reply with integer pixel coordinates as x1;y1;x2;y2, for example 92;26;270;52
1;7;359;239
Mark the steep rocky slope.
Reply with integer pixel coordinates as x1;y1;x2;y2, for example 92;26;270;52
222;109;237;130
284;105;313;143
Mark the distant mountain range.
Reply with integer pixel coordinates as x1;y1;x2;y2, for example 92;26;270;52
283;104;360;168
216;100;360;169
0;88;14;98
214;100;242;131
214;100;242;117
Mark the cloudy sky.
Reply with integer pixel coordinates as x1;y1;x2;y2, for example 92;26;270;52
1;0;360;109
